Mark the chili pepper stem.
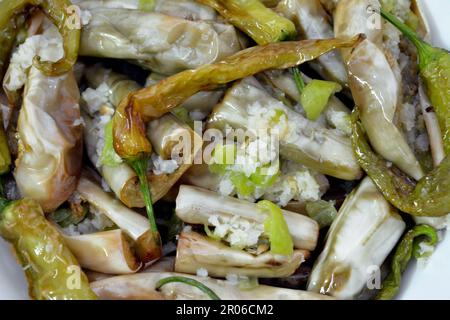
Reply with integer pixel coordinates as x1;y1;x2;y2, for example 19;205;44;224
129;157;157;232
155;276;221;300
380;9;433;62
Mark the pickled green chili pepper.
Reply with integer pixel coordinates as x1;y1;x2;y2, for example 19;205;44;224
0;113;11;174
112;36;363;161
351;110;450;217
0;13;25;80
197;0;296;45
0;0;81;77
376;225;438;300
0;198;97;300
381;9;450;155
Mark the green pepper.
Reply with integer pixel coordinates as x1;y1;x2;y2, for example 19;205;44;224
0;112;11;174
300;80;342;121
138;0;156;11
112;37;363;250
197;0;296;45
0;0;81;77
0;198;97;300
112;36;363;162
381;9;450;155
0;13;25;81
376;225;438;300
257;200;294;256
351;110;450;217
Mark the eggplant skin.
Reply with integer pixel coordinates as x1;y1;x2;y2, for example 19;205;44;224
14;67;83;212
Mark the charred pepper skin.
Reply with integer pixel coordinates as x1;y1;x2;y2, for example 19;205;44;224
0;198;97;300
0;0;81;77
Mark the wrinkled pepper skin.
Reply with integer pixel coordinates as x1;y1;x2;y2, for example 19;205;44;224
381;10;450;155
376;225;437;300
351;110;450;217
112;36;364;161
0;199;97;300
198;0;296;45
418;48;450;154
0;0;80;77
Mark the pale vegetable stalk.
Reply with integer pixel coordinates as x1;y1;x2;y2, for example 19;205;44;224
263;70;352;135
61;229;141;274
83;67;202;208
276;0;348;86
176;185;319;251
175;231;307;278
207;78;362;180
76;175;158;263
90;272;333;300
334;0;424;180
76;0;218;20
307;177;405;299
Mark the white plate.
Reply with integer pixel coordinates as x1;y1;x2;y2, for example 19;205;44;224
0;0;449;300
